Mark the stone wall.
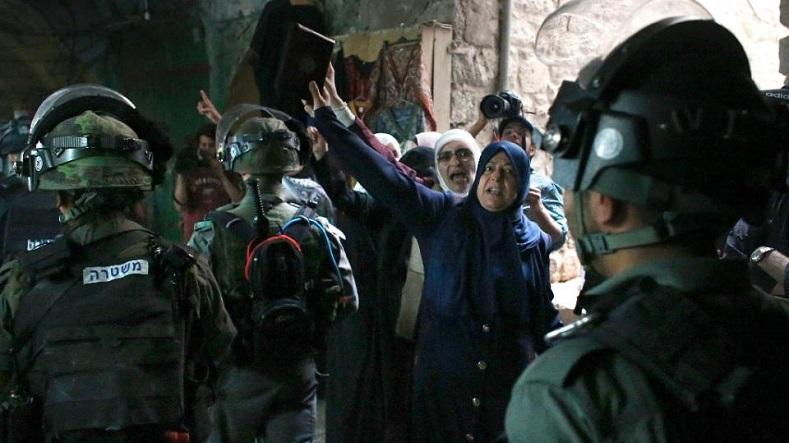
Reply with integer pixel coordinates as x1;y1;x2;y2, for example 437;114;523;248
198;0;455;109
703;0;783;89
199;0;266;109
197;0;786;284
779;0;789;81
324;0;453;34
449;0;582;283
450;0;787;284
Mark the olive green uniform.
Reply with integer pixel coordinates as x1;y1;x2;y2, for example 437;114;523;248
506;257;789;442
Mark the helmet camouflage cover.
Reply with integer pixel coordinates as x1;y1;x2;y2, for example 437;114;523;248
36;111;153;191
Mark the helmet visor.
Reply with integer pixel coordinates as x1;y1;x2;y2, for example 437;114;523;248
30;84;136;145
215;104;293;165
536;0;712;75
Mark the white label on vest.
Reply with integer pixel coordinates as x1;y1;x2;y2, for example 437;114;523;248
27;238;55;251
83;259;149;285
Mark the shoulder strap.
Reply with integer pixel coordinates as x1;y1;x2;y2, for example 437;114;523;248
150;235;198;412
284;212;314;245
295;202;318;221
586;285;742;412
524;336;609;386
152;237;197;275
17;236;72;282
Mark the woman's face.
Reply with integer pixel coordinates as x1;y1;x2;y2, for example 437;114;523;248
476;151;519;212
437;141;476;194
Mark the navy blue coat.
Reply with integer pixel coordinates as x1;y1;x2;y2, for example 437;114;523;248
315;108;556;442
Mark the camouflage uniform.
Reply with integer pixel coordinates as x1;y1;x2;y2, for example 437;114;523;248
192;112;356;443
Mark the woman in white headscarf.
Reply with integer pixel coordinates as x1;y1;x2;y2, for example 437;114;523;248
433;129;481;197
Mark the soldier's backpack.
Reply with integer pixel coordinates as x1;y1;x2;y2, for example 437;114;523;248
207;203;345;362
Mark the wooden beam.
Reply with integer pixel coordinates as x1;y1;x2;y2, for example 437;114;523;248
430;22;453;132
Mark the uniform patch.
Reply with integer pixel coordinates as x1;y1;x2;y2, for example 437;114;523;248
83;259;149;285
27;238;55;251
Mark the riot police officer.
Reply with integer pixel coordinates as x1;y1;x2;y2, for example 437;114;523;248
506;8;789;442
0;113;60;265
0;85;236;443
188;104;357;443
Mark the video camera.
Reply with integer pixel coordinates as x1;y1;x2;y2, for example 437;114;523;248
480;91;523;119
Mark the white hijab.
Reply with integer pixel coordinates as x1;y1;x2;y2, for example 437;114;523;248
433;129;481;196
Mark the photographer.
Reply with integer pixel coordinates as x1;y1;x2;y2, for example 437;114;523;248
469;92;568;250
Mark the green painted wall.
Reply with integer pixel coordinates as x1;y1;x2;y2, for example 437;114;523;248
90;2;269;242
95;19;211;241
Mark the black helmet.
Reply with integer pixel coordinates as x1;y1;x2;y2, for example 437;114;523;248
538;15;787;260
18;84;172;191
0;114;31;156
215;104;309;176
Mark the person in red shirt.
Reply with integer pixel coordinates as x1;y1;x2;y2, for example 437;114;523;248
173;124;244;241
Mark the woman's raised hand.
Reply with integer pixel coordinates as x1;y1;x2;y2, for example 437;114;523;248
309;80;330;110
324;63;345;108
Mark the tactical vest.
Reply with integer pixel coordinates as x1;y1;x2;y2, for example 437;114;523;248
557;281;789;441
0;191;60;263
12;229;191;435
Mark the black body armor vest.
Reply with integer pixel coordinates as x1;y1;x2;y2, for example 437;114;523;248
0;179;60;263
12;229;188;435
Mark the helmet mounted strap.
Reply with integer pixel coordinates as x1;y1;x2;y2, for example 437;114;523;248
574;189;672;260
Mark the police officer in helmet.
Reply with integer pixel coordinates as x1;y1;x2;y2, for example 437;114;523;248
0;84;235;442
506;4;789;441
0;113;60;265
188;104;357;443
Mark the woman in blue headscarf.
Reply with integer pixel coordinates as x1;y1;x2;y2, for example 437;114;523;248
310;80;556;442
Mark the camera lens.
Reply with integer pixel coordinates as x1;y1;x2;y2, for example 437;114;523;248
481;95;510;119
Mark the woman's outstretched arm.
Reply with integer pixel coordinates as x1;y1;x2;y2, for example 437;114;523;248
312;103;449;236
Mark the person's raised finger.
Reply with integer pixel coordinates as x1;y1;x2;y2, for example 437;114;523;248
309;81;326;106
302;99;316;117
327;63;335;81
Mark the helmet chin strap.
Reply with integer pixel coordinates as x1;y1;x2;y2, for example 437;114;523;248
573;191;671;265
59;191;105;224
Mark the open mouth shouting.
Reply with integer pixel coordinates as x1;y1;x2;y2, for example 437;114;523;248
437;140;478;195
449;170;472;190
477;151;519;212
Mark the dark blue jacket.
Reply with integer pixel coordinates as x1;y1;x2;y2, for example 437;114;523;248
315;108;556;442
